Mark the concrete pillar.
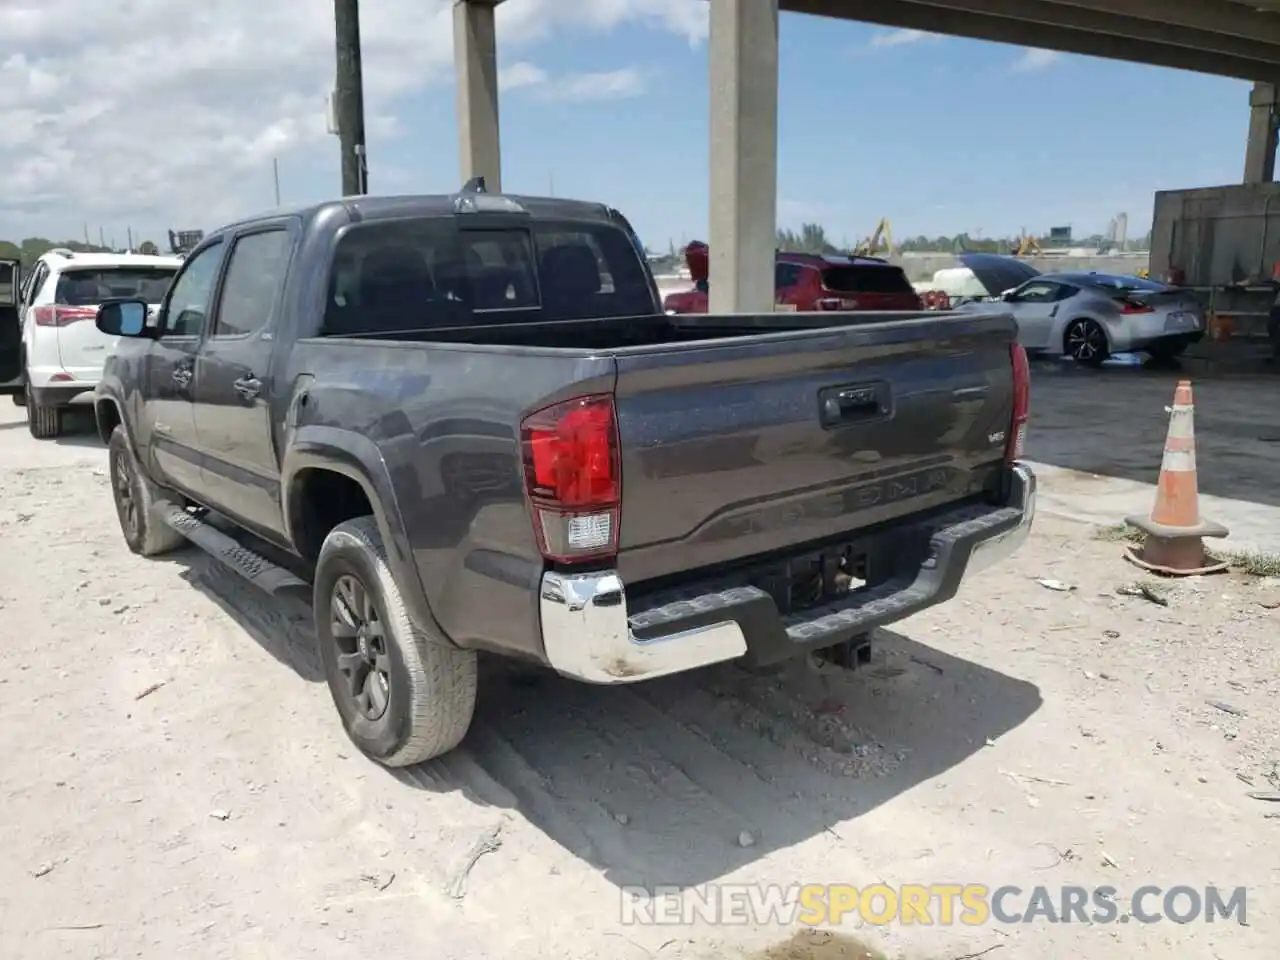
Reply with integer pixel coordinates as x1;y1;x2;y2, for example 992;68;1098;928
708;0;779;314
1244;81;1278;184
454;0;501;191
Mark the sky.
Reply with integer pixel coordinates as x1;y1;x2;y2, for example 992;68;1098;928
0;1;1255;252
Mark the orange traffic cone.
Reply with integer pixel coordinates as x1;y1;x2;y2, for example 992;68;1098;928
1124;380;1228;575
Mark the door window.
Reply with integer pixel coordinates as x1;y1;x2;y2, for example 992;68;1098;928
163;241;225;337
775;262;803;291
211;229;291;337
1012;282;1060;304
24;264;48;307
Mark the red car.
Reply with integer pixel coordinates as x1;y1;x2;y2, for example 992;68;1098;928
663;242;923;313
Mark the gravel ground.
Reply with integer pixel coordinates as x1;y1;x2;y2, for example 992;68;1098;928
0;403;1276;959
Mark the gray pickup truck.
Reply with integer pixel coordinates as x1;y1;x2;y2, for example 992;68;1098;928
92;183;1035;767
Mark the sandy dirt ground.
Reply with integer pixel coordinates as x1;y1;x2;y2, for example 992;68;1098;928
1;402;1277;960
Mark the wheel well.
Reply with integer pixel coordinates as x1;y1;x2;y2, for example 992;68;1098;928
95;399;122;445
289;468;375;565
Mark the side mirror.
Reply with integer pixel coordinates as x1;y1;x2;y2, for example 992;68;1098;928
97;299;152;338
1000;289;1017;302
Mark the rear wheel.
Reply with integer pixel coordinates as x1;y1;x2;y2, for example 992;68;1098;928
1064;318;1109;367
25;382;62;438
315;516;477;766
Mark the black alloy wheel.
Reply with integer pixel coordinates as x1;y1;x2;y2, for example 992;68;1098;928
1065;319;1108;366
110;443;141;541
330;574;391;721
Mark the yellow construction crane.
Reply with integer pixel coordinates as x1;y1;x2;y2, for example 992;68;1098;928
1013;233;1043;257
853;218;894;258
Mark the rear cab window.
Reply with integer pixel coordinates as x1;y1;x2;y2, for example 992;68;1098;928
323;216;656;337
821;262;915;295
56;267;178;305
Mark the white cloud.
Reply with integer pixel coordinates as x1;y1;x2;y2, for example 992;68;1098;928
537;67;649;102
498;61;550;91
1012;48;1062;72
540;67;647;102
0;0;706;233
501;60;647;102
868;28;939;48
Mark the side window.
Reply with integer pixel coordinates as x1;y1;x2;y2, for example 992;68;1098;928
163;241;224;337
1013;282;1057;304
775;263;802;290
24;264;47;307
211;230;291;337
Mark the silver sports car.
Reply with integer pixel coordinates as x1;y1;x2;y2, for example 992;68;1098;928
984;271;1205;366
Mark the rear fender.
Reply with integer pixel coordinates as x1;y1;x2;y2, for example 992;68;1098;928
281;425;447;643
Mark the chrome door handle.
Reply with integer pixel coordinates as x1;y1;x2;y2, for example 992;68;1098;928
172;367;192;387
233;376;261;400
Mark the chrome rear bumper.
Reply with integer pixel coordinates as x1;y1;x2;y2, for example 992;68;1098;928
539;463;1036;684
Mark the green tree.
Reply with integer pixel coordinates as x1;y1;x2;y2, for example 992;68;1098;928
776;222;837;254
0;237;114;270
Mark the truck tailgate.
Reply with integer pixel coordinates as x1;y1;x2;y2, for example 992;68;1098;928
611;312;1017;584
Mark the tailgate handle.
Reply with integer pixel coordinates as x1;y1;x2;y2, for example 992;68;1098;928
820;382;890;427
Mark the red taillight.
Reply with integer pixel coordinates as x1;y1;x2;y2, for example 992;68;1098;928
1006;343;1030;462
1119;299;1153;314
520;394;621;563
33;305;97;327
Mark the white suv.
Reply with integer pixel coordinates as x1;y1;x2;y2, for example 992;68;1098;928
12;249;183;438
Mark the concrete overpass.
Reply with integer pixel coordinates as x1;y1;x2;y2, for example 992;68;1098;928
453;0;1280;312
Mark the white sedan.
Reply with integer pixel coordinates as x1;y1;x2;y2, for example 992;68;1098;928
967;270;1205;366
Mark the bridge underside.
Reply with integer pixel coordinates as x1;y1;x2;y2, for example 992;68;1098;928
782;0;1280;82
456;0;1280;311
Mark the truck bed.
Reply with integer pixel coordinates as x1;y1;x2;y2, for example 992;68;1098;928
289;308;1018;650
311;308;975;352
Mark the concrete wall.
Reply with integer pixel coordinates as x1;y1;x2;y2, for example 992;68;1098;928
1150;182;1280;286
1147;182;1280;339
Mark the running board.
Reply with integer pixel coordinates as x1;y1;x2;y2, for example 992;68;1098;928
162;505;309;595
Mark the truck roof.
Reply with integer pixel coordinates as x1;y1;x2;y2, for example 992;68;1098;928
211;192;621;240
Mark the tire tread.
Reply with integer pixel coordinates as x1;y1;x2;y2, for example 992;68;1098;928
317;516;477;766
108;425;186;557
